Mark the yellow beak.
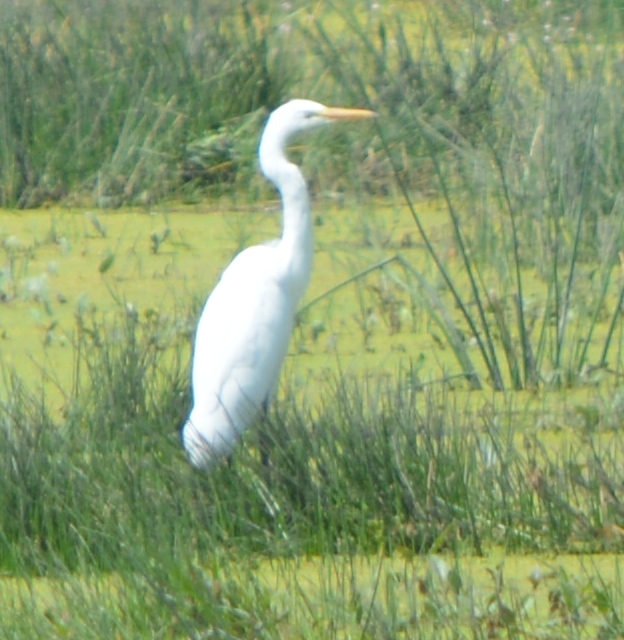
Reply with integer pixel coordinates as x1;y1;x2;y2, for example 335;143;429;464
320;106;378;120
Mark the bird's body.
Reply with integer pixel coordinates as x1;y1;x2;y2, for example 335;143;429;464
182;99;375;469
185;242;306;461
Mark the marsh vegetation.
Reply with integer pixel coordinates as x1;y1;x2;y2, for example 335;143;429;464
3;0;624;637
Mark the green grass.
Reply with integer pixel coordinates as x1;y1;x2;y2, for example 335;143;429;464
4;0;624;637
3;311;624;637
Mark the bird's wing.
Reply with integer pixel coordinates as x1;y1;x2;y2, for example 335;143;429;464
189;245;295;449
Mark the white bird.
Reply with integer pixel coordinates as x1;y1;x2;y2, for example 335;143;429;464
181;99;376;469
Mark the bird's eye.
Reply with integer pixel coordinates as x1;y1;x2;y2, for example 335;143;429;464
303;111;315;119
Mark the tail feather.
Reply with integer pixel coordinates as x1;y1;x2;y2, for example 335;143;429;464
181;419;216;469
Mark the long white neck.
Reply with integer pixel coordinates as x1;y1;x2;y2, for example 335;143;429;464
259;129;314;308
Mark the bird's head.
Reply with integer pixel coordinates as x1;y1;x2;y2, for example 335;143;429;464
260;99;377;161
272;98;375;134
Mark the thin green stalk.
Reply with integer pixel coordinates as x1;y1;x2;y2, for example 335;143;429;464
426;140;504;389
555;55;604;376
598;281;624;369
489;140;539;388
489;292;522;389
576;243;621;374
297;255;399;318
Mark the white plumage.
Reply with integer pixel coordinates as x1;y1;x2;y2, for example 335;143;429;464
181;99;376;469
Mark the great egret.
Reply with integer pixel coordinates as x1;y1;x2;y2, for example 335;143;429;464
181;99;376;469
